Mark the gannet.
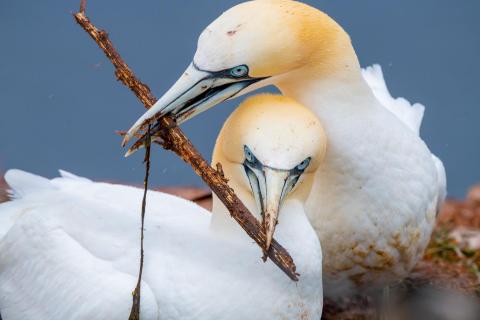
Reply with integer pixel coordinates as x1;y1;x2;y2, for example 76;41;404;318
123;0;446;296
0;95;326;319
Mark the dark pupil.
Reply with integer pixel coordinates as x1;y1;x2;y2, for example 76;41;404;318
298;158;310;170
233;66;246;77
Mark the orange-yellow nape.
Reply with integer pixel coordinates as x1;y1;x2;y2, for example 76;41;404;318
195;0;358;78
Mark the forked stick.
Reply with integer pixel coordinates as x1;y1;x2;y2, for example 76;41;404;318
73;2;298;317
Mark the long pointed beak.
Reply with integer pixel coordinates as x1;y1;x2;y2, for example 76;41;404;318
262;168;290;252
244;148;309;256
122;63;207;146
122;63;265;147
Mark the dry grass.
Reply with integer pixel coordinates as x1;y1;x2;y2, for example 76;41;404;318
424;187;480;293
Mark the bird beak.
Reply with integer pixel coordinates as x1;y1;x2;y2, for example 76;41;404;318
262;168;290;252
245;163;293;253
122;63;266;146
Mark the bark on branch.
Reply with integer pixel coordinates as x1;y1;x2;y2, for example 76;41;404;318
73;3;298;281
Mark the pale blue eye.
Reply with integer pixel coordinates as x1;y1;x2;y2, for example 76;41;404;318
244;145;254;162
231;65;249;78
296;158;311;171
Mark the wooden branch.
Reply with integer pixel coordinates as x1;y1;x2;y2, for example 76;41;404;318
73;4;298;281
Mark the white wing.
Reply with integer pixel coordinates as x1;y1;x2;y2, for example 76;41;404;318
0;170;323;320
0;170;209;320
362;64;425;135
362;64;447;211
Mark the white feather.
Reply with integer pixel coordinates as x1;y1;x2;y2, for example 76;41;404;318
5;170;54;199
0;170;323;320
362;64;447;212
362;64;425;135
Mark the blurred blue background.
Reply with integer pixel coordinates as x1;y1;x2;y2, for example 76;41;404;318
0;0;478;197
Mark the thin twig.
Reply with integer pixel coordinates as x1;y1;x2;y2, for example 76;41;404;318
128;126;151;320
73;2;298;281
79;0;86;14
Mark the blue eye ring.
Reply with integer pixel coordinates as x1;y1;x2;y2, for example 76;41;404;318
296;157;311;171
230;65;249;78
244;145;255;162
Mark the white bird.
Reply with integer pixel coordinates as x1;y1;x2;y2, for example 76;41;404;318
124;0;446;296
0;95;326;320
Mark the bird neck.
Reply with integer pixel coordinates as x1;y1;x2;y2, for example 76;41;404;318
211;192;322;299
210;189;319;259
274;32;378;119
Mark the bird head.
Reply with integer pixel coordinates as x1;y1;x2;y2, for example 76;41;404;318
212;94;327;251
122;0;352;146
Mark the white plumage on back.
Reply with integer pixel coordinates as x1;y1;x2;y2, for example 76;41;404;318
5;170;54;199
0;170;322;319
300;64;447;294
0;93;327;319
362;64;447;211
362;64;425;135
